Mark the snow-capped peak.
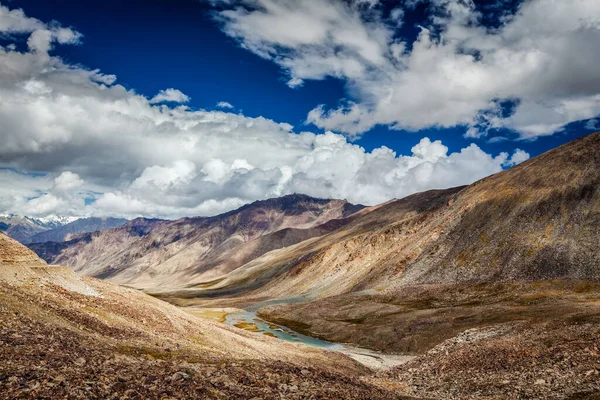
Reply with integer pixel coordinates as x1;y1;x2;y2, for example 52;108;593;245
35;215;80;227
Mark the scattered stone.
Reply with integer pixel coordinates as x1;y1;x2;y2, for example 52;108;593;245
171;372;191;381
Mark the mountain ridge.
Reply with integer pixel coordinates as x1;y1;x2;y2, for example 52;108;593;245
187;131;600;301
23;217;128;244
0;214;78;243
29;194;365;288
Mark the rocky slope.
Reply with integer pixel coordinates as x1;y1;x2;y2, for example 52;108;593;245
0;232;407;399
23;217;128;244
161;132;600;399
0;232;47;266
182;131;599;300
28;194;364;289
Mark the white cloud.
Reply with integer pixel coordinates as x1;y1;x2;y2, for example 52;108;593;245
149;88;190;104
53;171;84;193
586;119;599;131
0;2;529;219
0;4;44;33
213;0;600;139
503;149;530;167
216;101;234;109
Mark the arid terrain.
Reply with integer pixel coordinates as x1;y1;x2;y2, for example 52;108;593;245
30;194;364;289
10;131;600;399
1;233;412;399
156;132;600;399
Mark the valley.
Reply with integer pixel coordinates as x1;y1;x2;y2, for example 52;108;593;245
149;132;600;398
4;131;600;399
0;233;410;399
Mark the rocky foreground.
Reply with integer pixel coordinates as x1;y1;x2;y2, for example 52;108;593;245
0;232;413;399
0;277;409;399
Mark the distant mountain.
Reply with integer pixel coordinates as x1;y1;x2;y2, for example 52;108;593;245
0;214;78;243
28;194;364;288
23;217;128;244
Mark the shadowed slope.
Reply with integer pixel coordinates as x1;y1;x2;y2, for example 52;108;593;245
23;217;128;244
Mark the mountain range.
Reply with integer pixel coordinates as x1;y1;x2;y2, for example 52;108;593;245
28;194;364;288
15;132;600;399
23;217;128;244
0;214;78;243
32;132;599;297
0;214;128;245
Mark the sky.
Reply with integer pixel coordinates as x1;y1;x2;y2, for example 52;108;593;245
0;0;598;219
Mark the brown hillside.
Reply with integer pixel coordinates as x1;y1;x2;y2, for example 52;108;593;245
28;195;364;289
0;232;46;266
182;132;600;302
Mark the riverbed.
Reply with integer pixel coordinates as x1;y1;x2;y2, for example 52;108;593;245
221;308;414;370
224;310;343;349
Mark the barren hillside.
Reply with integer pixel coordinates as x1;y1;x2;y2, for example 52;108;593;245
0;230;405;399
29;194;364;289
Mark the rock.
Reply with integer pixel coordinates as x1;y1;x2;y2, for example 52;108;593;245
300;369;310;376
74;357;86;366
535;379;546;385
171;372;190;381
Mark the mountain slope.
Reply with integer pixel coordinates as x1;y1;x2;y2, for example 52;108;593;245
0;232;47;266
23;217;128;244
0;231;400;399
187;132;599;301
29;194;364;289
167;132;600;400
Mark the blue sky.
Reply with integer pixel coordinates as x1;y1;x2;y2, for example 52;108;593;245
0;0;598;218
8;0;593;156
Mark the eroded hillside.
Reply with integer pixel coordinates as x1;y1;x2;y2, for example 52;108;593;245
183;132;600;300
28;194;364;289
156;133;600;399
0;232;407;399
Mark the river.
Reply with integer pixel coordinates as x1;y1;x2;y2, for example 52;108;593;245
222;307;415;370
224;310;343;349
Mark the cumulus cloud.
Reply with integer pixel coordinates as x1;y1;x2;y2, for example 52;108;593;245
212;0;600;139
0;3;81;54
53;171;84;193
149;88;190;104
0;2;529;219
216;101;234;109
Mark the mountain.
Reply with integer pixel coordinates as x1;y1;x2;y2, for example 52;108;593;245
28;194;365;289
10;133;600;399
152;132;600;399
0;214;79;243
188;132;600;299
22;217;128;244
0;235;395;399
